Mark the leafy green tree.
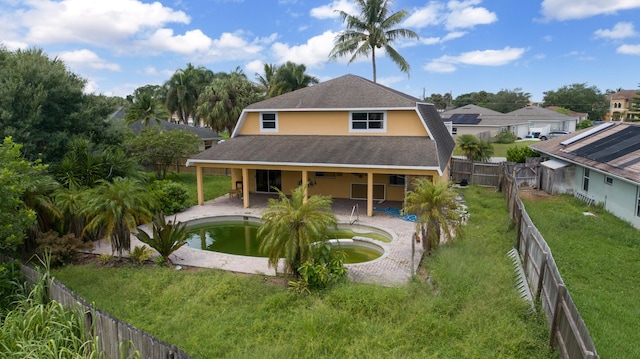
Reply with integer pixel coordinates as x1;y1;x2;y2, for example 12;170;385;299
403;178;462;255
258;184;337;276
456;134;493;161
506;146;539;163
0;137;39;251
255;63;278;96
487;88;531;113
196;70;262;133
543;83;607;121
125;127;200;180
451;91;493;108
425;93;449;110
576;119;593;129
82;178;156;257
329;0;419;82
0;48;122;162
493;129;517;144
164;64;214;124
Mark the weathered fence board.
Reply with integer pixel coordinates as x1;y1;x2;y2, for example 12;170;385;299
502;169;599;359
450;158;501;187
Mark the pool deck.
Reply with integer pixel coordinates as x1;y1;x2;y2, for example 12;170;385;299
91;194;423;286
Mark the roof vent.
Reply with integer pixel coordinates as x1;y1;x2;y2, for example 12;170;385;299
560;122;615;146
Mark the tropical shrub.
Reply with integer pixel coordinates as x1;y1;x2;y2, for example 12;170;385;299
456;134;494;161
35;231;92;268
506;146;540;163
576;119;593;130
150;180;189;214
493;129;517;144
290;242;347;293
0;260;23;314
136;212;189;264
129;245;154;264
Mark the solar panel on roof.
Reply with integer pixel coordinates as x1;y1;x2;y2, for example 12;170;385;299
571;126;640;163
449;113;481;124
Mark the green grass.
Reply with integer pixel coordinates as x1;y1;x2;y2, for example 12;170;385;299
53;187;555;358
521;195;640;359
453;140;538;158
165;172;231;205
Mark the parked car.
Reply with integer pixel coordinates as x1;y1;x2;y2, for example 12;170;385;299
540;131;568;141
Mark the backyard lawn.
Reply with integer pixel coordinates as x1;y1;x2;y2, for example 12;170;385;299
453;140;539;158
53;187;555;358
165;172;231;205
521;192;640;359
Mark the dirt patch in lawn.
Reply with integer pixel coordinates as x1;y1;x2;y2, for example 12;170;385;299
518;189;552;202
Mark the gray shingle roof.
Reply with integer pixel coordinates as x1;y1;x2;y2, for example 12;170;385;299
245;74;419;110
128;119;221;140
507;105;576;120
189;135;442;170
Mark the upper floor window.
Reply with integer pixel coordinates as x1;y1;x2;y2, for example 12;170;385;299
605;176;613;185
350;111;385;132
261;113;278;132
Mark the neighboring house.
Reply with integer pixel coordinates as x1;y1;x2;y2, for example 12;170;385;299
605;90;640;122
186;74;455;217
110;107;221;150
545;106;589;122
531;122;640;229
440;104;529;139
507;105;580;138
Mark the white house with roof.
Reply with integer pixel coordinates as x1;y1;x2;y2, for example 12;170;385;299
508;105;580;139
440;104;530;139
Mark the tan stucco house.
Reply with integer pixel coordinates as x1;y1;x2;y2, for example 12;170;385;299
186;74;455;216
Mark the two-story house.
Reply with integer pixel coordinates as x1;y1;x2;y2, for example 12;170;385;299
605;90;640;121
186;74;455;217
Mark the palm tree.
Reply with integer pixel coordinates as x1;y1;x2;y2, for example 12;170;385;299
82;177;156;257
124;92;168;126
196;69;262;133
258;184;337;276
456;134;494;162
256;63;278;96
403;178;462;255
269;62;319;97
164;64;214;124
329;0;419;82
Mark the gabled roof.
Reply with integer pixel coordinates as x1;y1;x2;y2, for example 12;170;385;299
190;75;454;174
440;104;528;126
245;74;419;110
507;105;577;121
531;122;640;184
441;104;503;117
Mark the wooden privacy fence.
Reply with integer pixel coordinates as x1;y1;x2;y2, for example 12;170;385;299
0;256;191;359
502;173;599;359
450;158;501;187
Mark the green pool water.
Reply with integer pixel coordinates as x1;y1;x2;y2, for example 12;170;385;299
185;220;386;264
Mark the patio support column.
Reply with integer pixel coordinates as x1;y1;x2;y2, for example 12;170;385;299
301;170;309;203
242;167;250;208
367;171;374;217
196;165;204;205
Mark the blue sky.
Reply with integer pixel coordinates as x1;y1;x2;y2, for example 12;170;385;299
3;0;640;102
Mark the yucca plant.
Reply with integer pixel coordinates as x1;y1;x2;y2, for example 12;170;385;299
136;212;189;264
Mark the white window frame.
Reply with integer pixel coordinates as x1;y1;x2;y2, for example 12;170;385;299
582;168;590;192
604;176;613;185
260;112;278;132
452;127;458;135
349;111;386;132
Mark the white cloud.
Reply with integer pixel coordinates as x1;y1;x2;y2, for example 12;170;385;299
594;22;636;39
245;59;265;76
425;46;525;72
0;40;28;51
420;31;467;45
617;43;640;55
541;0;640;21
403;3;444;29
310;0;358;19
17;0;189;45
196;31;275;63
445;0;497;30
57;49;121;71
145;29;212;54
271;30;337;68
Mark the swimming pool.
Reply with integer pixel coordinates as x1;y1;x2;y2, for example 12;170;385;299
184;215;391;264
